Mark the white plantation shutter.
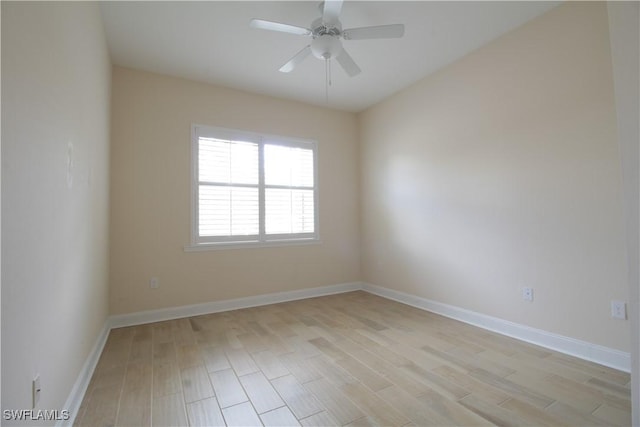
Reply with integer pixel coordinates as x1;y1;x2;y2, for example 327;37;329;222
265;189;315;234
264;145;315;235
198;138;259;184
197;138;259;238
192;125;318;246
198;186;259;236
264;145;314;187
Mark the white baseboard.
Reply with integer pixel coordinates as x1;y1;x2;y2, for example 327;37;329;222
109;281;363;328
57;321;110;427
363;282;631;373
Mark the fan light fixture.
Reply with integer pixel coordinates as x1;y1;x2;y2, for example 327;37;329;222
311;34;343;60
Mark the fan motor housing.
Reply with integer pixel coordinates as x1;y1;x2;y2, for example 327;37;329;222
311;17;342;37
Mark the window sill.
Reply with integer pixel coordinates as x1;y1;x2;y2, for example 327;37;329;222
184;238;322;252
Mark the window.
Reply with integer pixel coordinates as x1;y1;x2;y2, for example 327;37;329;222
191;125;319;248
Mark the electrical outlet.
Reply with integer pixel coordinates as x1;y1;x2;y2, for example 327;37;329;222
150;277;159;289
33;375;41;408
611;300;627;320
522;287;533;302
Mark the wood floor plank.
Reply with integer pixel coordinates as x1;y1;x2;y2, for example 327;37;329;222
351;328;399;348
252;349;290;379
433;330;486;354
152;362;181;397
432;365;510;405
545;373;631;411
592;403;632;427
152;392;188;427
308;337;351;361
201;345;232;372
115;386;151;427
186;397;226;427
458;330;520;357
210;368;249;408
278;352;322;384
416;389;495;426
237;331;269;353
90;364;127;391
173;318;197;346
180;364;214;403
176;343;203;369
499;397;567;426
377;333;444;370
587;377;632;397
122;362;153;392
248;319;273;336
546;353;631;385
401;363;469;400
493;344;595;384
260;406;301;427
152;322;175;344
299;411;339;427
343;415;379;426
76;384;120;427
458;394;531;427
222;401;263;427
129;339;152;363
132;325;152;343
351;338;414;367
288;323;323;342
423;344;516;378
376;385;454;426
304;354;359;388
339;382;410;426
238;371;285;414
544;401;608;426
226;347;260;376
265;320;297;339
469;368;555;409
335;356;392;392
304;377;364;425
271;374;324;419
264;333;296;356
505;369;601;413
338;343;431;396
286;336;322;358
152;341;176;364
188;316;204;332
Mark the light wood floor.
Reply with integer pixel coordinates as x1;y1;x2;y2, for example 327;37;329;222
75;291;631;426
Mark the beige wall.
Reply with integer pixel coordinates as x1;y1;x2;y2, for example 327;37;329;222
359;2;630;351
1;1;111;420
109;67;360;314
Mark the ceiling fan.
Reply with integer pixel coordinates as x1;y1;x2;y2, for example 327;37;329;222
250;0;405;77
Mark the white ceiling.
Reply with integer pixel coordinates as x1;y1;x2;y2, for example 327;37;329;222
99;1;560;112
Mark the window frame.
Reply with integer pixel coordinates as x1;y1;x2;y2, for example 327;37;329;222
189;124;320;250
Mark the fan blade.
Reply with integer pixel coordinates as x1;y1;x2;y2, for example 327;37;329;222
250;19;311;36
322;0;343;25
343;24;405;40
279;46;312;73
336;48;361;77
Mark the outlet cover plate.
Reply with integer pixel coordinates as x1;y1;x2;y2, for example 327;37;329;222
33;375;41;408
522;287;533;302
611;300;627;319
